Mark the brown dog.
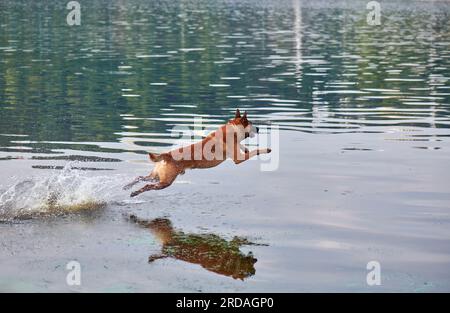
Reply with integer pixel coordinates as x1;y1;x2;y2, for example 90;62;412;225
124;109;271;197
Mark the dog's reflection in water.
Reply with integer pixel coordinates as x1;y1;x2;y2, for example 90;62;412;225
129;215;258;280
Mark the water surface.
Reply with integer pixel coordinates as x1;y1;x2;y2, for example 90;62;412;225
1;0;450;292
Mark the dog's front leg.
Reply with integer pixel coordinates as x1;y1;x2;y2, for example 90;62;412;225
240;144;249;153
232;148;271;165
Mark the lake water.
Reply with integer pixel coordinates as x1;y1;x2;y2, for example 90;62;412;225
1;0;450;292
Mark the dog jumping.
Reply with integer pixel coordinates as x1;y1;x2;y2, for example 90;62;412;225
123;109;272;197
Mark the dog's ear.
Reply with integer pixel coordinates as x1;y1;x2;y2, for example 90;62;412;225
242;111;248;120
235;109;241;118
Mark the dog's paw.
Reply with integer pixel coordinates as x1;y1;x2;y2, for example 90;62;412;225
130;191;139;197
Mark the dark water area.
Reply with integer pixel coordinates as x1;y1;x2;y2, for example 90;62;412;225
1;0;450;292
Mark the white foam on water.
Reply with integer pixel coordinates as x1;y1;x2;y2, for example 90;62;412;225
0;163;124;221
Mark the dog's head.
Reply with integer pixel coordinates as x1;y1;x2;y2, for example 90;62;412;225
229;109;259;140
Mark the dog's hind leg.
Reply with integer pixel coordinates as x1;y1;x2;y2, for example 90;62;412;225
123;176;145;190
130;160;180;197
123;175;158;190
130;181;173;197
130;170;178;197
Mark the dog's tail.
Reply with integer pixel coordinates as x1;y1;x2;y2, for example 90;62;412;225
149;152;170;162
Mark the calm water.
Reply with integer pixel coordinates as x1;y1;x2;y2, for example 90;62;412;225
1;0;450;292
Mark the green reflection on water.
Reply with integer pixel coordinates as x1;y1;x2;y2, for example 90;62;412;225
0;0;449;154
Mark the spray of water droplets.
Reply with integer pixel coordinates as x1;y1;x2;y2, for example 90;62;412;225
0;163;126;221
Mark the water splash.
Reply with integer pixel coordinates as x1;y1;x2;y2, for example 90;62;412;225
0;163;122;221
